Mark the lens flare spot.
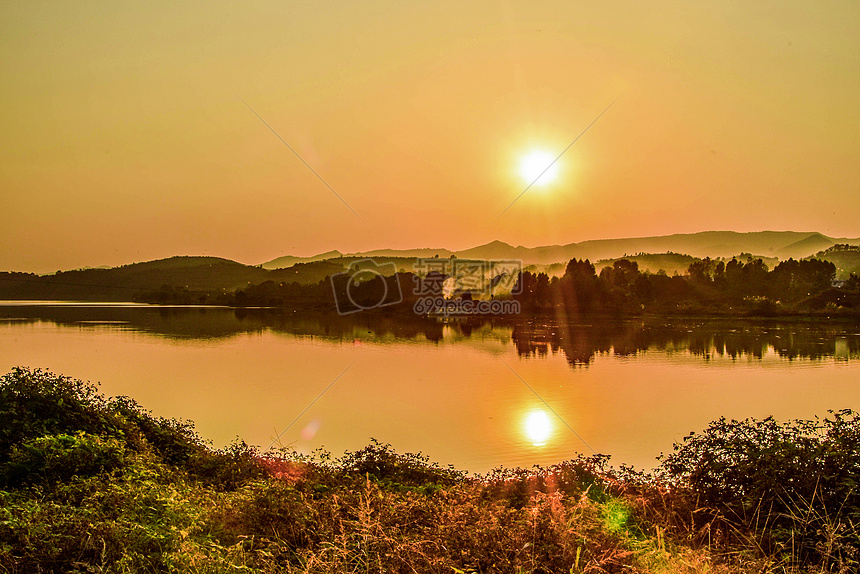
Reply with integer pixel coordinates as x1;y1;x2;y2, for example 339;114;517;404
525;410;552;445
301;419;321;441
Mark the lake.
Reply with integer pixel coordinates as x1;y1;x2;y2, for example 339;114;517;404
2;301;859;473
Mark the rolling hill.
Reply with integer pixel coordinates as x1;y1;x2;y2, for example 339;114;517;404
0;256;349;301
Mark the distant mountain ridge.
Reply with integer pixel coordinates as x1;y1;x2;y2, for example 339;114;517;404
261;250;343;270
262;231;860;269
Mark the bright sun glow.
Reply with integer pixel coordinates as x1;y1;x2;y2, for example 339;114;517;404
519;150;559;186
525;410;552;445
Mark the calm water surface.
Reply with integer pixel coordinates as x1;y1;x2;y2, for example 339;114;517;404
2;302;859;473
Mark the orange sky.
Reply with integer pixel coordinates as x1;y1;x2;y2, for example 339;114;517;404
2;1;858;273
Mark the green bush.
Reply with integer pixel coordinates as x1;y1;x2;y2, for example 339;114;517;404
337;439;465;487
0;463;193;573
110;395;205;466
0;368;265;490
1;432;127;487
0;368;135;462
185;439;267;490
660;410;860;568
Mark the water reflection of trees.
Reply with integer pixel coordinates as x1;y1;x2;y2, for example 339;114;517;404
511;319;860;366
2;305;858;365
0;306;451;343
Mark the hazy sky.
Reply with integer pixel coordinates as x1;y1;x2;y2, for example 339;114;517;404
2;1;858;273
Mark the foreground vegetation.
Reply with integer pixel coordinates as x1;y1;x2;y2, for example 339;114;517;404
1;368;859;573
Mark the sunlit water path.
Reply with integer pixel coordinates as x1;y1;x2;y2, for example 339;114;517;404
2;302;859;473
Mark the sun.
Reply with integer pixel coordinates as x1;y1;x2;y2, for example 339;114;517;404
519;150;559;186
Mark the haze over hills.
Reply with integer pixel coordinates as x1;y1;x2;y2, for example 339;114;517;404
775;233;836;260
263;231;860;269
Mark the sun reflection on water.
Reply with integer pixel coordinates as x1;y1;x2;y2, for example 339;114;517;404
524;410;552;446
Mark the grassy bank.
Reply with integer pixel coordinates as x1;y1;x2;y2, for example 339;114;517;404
1;368;858;573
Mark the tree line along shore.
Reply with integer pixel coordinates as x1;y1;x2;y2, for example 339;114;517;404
1;246;859;317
